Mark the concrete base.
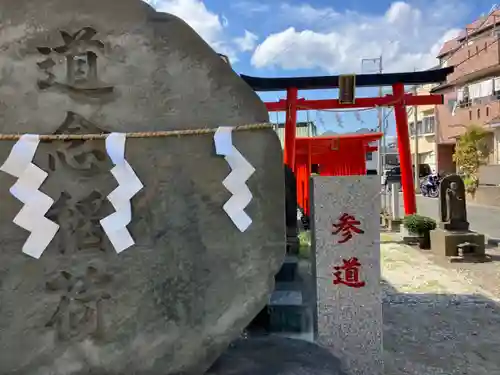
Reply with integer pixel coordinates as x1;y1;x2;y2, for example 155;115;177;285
401;227;419;244
449;254;492;263
430;228;485;257
380;214;388;227
388;218;402;232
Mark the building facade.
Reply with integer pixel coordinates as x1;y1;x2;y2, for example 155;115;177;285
365;143;377;172
407;83;438;171
274;121;318;149
433;10;500;177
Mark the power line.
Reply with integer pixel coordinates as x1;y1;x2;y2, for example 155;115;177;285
454;38;500;71
439;9;500;69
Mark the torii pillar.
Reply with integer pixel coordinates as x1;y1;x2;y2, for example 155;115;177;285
393;83;416;214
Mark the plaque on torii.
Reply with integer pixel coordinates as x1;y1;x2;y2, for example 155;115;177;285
338;74;356;105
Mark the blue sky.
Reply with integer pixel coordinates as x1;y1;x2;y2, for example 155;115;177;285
146;0;496;135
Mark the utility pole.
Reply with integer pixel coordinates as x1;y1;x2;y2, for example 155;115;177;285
412;84;420;193
381;107;386;168
382;108;392;168
361;56;383;175
377;55;383;175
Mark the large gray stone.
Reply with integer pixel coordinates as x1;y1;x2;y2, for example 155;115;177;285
0;1;285;374
206;336;348;375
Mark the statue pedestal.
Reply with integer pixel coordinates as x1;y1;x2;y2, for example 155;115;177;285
430;228;485;257
439;221;469;231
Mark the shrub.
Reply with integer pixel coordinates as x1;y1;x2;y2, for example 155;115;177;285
403;214;436;236
453;124;491;196
298;231;311;259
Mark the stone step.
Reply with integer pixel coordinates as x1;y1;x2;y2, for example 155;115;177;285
275;256;299;282
267;289;312;333
269;289;303;305
270;330;315;343
268;303;312;333
274;281;302;292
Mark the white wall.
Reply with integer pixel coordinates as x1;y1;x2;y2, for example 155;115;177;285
419;151;436;172
366;142;378;171
494;128;500;164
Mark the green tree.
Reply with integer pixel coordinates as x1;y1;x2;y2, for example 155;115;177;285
452;124;491;196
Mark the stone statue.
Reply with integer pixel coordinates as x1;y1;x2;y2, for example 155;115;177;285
439;174;469;231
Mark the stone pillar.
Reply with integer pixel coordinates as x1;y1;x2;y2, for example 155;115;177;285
310;176;383;375
390;183;400;219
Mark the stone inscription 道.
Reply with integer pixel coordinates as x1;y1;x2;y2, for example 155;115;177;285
332;257;366;288
37;27;114;96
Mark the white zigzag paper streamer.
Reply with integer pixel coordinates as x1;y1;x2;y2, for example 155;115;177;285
0;134;59;259
214;127;255;232
100;133;143;253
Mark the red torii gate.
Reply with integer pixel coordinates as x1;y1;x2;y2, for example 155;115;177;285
294;133;383;215
241;67;454;215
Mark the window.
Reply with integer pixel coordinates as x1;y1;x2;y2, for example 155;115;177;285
409;120;427;136
468;49;471;57
458;79;497;107
477;108;481;118
494;77;500;97
366;152;373;161
469;110;472;120
487;107;490;116
458;86;471;108
485;42;488;51
422;116;435;134
476;45;479;54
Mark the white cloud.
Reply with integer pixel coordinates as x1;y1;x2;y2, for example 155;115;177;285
231;1;270;15
144;0;254;63
147;0;223;45
234;30;259;52
279;3;340;24
252;1;466;73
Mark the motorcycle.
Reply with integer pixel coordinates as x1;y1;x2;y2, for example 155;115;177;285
420;174;440;198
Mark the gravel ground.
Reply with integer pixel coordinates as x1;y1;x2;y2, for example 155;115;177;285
381;237;500;375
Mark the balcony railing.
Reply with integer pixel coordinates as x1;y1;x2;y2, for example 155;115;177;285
457;93;500;108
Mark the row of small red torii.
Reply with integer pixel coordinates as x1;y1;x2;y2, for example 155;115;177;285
264;83;446;216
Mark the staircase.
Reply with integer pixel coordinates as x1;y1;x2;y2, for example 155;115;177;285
267;254;314;341
246;229;314;341
246;166;314;341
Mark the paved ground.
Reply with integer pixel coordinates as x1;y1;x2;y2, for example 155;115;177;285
382;235;500;375
381;193;500;240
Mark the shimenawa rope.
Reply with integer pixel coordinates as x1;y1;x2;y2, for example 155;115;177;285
0;123;273;141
